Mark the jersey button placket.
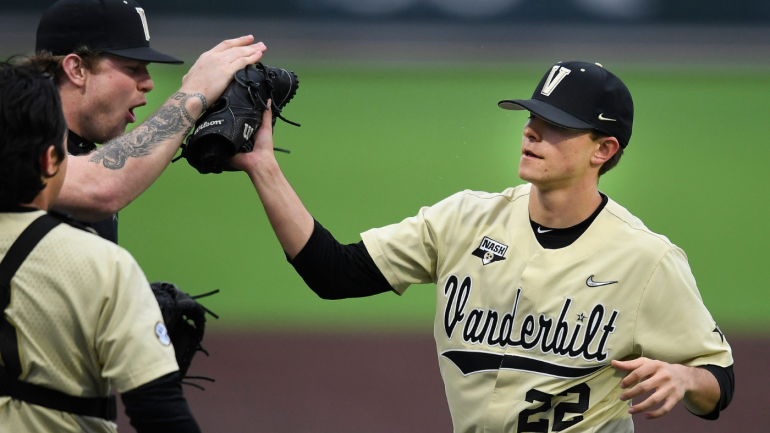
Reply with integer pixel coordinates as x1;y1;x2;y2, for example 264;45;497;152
502;256;548;433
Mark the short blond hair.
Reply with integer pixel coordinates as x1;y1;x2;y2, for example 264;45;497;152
20;47;104;86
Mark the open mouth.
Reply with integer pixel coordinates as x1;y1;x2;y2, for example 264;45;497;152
522;150;543;159
127;103;144;123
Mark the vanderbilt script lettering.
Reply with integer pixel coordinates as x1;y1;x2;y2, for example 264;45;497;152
443;275;618;363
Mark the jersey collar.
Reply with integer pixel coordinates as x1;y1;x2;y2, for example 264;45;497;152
67;129;97;156
510;184;621;263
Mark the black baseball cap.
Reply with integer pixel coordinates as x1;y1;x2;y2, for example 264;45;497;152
36;0;183;64
499;61;633;148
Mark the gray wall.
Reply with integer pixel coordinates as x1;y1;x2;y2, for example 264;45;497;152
2;0;770;24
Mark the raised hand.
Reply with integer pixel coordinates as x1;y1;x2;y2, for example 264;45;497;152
181;35;267;105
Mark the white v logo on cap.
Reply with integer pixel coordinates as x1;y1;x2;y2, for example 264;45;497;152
541;66;571;97
135;8;150;41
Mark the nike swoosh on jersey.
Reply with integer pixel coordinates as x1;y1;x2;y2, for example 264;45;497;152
442;350;607;378
598;113;617;121
537;227;552;234
586;275;618;287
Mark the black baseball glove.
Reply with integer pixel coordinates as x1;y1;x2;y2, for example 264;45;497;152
175;62;300;174
150;282;219;387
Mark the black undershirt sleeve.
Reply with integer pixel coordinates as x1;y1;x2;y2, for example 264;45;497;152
692;364;735;420
289;219;394;300
121;372;201;433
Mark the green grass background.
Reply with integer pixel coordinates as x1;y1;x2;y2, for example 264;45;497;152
120;63;770;335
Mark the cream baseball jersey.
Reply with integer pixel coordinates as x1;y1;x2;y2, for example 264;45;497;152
361;183;732;433
0;210;178;433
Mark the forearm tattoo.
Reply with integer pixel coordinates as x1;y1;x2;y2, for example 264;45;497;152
89;92;208;170
170;92;208;124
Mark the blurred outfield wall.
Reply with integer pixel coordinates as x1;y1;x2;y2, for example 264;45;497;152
3;0;770;23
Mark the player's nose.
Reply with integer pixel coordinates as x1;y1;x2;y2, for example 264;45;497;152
522;122;541;143
138;74;154;93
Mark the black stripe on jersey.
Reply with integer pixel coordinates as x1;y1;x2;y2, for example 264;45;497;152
441;350;607;378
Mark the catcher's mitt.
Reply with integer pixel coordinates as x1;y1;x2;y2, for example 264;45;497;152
175;62;300;174
150;282;219;388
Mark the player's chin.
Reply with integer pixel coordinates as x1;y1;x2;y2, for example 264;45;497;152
518;164;543;183
118;122;129;134
105;125;128;143
117;117;132;134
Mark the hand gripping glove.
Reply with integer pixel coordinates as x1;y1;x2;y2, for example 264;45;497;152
150;282;219;389
176;62;299;174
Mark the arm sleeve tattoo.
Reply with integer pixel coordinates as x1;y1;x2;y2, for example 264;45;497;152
89;92;207;170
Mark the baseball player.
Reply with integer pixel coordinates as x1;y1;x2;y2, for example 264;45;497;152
25;0;266;243
0;64;200;432
231;61;734;432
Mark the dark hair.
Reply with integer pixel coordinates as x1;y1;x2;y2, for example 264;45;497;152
591;130;624;176
0;61;67;207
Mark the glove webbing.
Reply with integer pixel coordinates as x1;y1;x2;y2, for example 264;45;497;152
248;62;301;128
180;289;219;391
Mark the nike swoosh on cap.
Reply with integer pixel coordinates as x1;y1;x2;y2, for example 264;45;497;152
586;275;618;287
598;113;616;122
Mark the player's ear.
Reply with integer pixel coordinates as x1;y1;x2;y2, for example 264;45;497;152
61;54;89;87
591;136;620;166
40;145;63;178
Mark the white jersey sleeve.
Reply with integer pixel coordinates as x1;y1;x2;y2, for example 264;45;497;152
633;247;733;367
361;191;466;294
95;247;178;393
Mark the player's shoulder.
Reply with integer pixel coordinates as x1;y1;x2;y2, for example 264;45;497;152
460;183;531;203
602;196;683;256
45;213;134;264
428;184;530;219
0;211;140;291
